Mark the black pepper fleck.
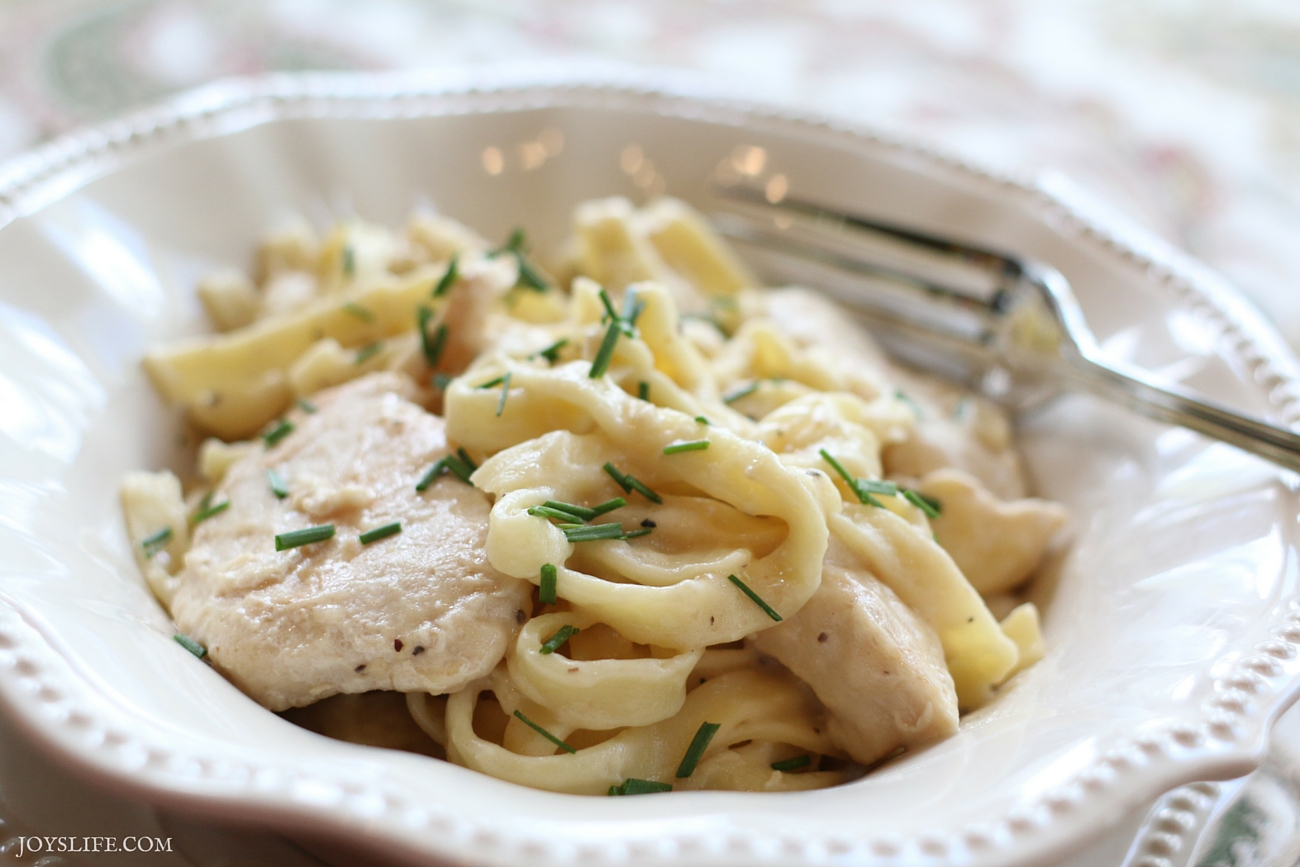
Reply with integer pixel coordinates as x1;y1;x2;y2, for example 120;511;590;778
412;645;425;656
394;638;404;652
709;616;715;625
967;616;974;623
354;664;366;673
641;519;656;528
516;609;527;624
817;632;828;643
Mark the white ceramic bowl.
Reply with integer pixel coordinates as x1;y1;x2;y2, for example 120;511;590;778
2;68;1299;867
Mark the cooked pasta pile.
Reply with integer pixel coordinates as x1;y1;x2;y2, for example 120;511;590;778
121;196;1066;795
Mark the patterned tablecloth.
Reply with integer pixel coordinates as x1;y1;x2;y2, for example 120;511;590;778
1;0;1298;348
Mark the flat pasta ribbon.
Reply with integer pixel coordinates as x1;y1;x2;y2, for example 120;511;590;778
457;372;834;647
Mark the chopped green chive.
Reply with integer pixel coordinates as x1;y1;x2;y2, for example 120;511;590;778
622;289;645;327
173;633;207;659
588;497;627;517
604;462;632;493
598;288;620;323
497;373;512;416
433;254;459;297
515;257;549;292
609;778;673;796
512;709;576;753
500;228;527;253
563;523;626;543
663;440;709;455
141;527;172;558
693;416;710;425
275;524;335;551
296;398;317;414
589;320;621;379
540;563;558;605
727;574;782;622
602;462;663;504
354;341;383;365
638;381;650;401
819;448;856;487
415;450;474;490
895;389;924;420
771;755;812;772
818;449;884;507
472;374;513;417
443;454;475;484
595;287;642;340
192;494;229;524
432;372;453;390
342;244;355;277
533;338;568;363
535;498;627;522
723;382;760;404
456;448;478;473
267;468;289;499
359;522;402;545
418;306;449;367
676;721;721;778
528;504;588;523
416;457;447;492
903;489;942;519
539;624;579;655
263;418;294;447
626;476;661;504
858;479;899;496
342;302;374;322
493;230;548;291
541;500;597;521
622;527;652;539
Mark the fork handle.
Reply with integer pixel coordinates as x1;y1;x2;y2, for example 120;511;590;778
1069;354;1300;473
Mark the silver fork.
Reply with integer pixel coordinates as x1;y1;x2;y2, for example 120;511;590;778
710;185;1300;473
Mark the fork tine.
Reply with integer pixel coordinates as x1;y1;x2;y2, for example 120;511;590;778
715;185;1024;289
710;183;1300;473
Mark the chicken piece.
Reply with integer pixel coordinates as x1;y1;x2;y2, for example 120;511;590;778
918;468;1067;596
170;372;531;711
748;541;958;765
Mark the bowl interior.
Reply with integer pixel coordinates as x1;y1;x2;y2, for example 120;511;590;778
0;87;1296;860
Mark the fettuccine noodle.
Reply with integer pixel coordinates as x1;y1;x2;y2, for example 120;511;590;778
122;197;1068;796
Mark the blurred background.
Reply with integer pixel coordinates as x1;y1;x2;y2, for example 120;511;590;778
1;0;1299;350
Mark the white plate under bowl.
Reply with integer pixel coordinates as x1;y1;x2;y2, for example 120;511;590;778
1;68;1299;867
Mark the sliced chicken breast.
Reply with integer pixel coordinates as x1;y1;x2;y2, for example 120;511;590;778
748;541;959;765
171;372;531;711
